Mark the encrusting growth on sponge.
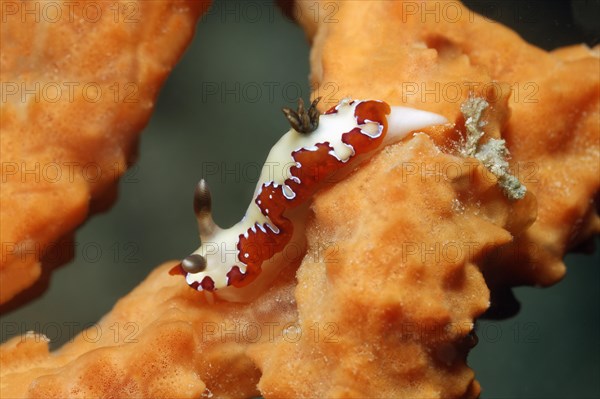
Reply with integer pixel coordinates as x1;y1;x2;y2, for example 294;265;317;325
459;96;527;200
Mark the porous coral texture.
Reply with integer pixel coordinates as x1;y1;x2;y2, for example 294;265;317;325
0;91;527;397
0;260;299;398
295;0;600;287
0;0;209;304
249;118;535;397
1;1;598;398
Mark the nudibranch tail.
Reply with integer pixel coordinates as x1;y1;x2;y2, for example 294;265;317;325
386;106;449;143
174;98;447;302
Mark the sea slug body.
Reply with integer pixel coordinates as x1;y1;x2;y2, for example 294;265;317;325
172;98;447;302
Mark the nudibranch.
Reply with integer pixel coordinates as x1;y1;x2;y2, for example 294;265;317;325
171;98;447;302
